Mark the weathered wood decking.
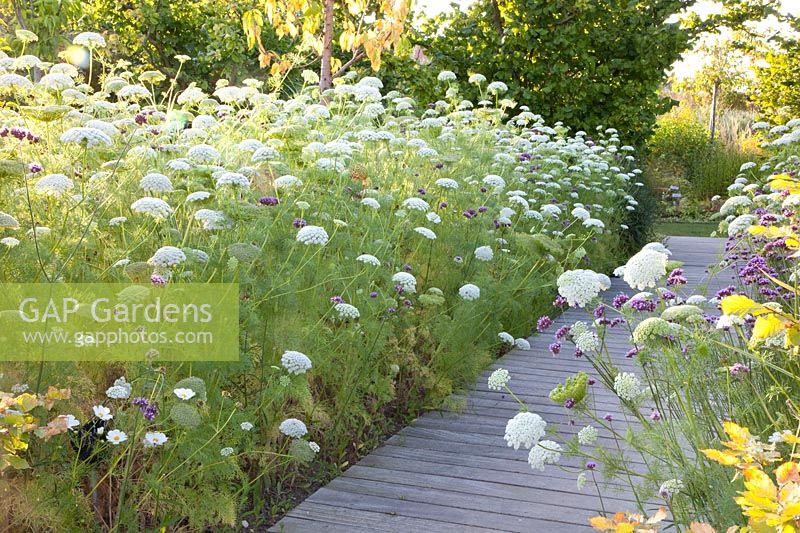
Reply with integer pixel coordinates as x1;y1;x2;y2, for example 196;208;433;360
272;236;729;532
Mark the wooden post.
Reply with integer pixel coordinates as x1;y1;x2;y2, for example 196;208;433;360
709;78;720;142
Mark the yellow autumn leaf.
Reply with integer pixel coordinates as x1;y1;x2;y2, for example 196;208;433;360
768;179;797;191
723;421;751;443
590;516;617;530
781;501;800;519
768;174;796;191
742;468;778;502
751;314;785;341
720;295;767;317
748;226;794;239
14;393;41;413
703;448;740;466
775;462;800;484
783;433;800;444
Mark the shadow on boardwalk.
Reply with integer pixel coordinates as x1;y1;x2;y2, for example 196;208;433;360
271;236;729;532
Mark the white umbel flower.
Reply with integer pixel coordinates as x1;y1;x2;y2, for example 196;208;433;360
459;283;481;301
34;174;73;196
659;479;684;497
392;272;417;293
117;84;151;99
402;197;430;212
487;81;508;94
0;212;20;229
281;350;312;374
1;237;20;247
728;214;756;237
186;191;211;202
131;197;173;220
498;331;514;344
60;127;112;147
414;227;437;240
571;207;590;220
360;197;380;209
642;242;672;256
719;195;752;216
177;85;206;106
483;174;506;189
296;225;329;245
583;218;605;230
106;377;132;399
488;368;510;390
557;269;602;307
279;418;308;438
0;74;33;90
578;425;598;445
514;338;531;350
237;139;263;152
474;246;494;261
614;372;644;402
215;172;250;189
356;254;381;266
187;143;220;163
40;72;75;91
275;175;303;189
435;178;459;189
574;330;600;353
623;249;668;290
504;412;546;450
334;303;360;319
528;440;561;471
139;172;173;193
148;246;187;268
685;295;707;306
73;31;106;49
251;146;280;162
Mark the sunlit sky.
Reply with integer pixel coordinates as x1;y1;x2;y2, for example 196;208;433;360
415;0;800;80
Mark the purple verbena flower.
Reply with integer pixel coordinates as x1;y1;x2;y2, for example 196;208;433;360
537;315;553;332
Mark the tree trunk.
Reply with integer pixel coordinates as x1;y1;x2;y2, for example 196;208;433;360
491;0;504;36
319;0;335;94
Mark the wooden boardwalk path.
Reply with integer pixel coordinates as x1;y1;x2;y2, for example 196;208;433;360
272;236;729;532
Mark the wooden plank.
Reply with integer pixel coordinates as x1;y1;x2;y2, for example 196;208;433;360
321;476;594;531
306;487;554;532
366;444;635;492
277;502;492;533
351;456;640;504
270;516;375;532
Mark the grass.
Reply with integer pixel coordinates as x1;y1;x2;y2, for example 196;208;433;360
655;220;718;237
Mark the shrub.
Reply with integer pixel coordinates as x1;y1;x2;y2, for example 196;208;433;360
645;106;758;206
381;0;770;146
